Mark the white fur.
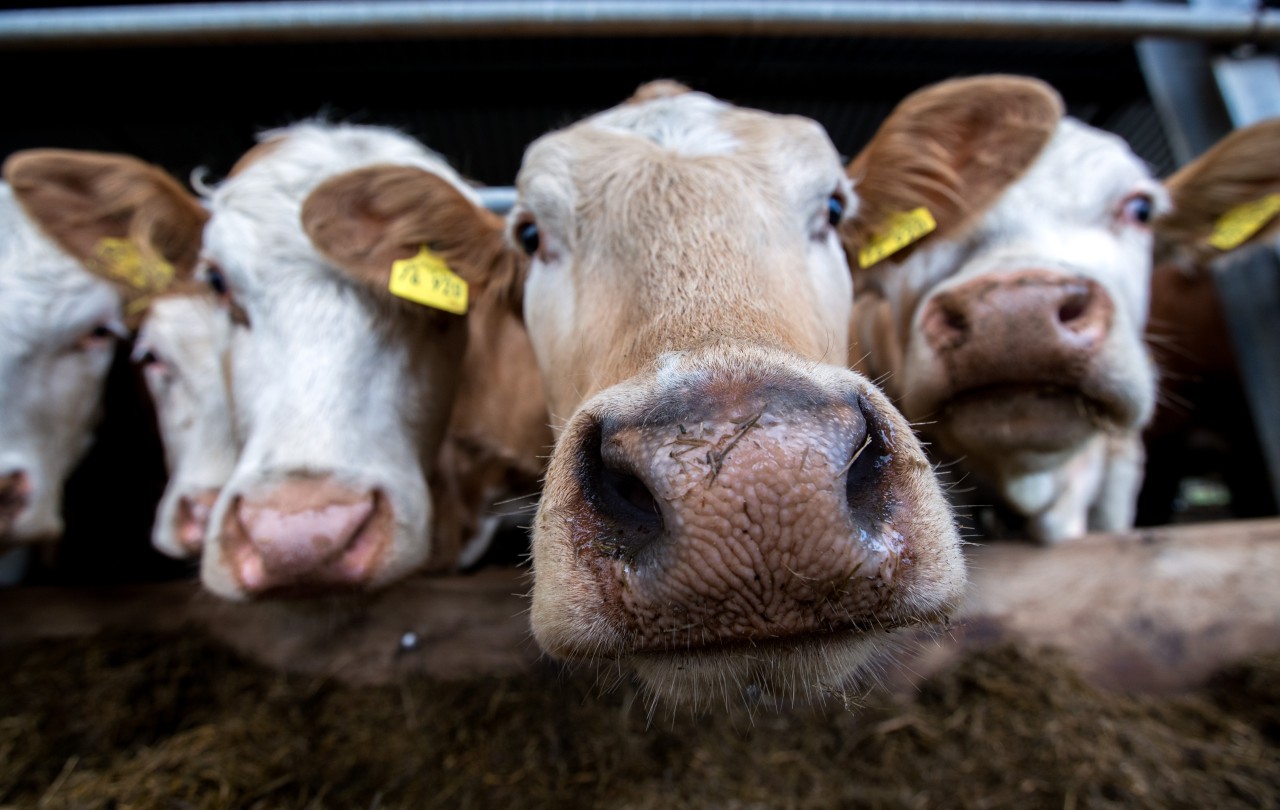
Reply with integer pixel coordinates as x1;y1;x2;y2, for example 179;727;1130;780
0;184;123;543
134;294;238;558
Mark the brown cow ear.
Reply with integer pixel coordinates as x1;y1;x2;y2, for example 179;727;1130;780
301;164;523;315
4;149;207;286
843;75;1063;266
1157;118;1280;261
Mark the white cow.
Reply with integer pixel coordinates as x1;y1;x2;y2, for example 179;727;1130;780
845;76;1167;543
0;181;123;545
195;121;501;599
5;149;232;560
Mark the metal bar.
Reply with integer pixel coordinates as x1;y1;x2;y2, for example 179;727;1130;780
0;1;1278;50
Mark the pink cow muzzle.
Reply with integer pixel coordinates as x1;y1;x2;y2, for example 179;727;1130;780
171;489;221;558
538;371;941;659
914;269;1133;453
219;476;393;596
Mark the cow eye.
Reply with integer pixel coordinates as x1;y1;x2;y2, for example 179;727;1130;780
74;324;119;352
516;221;541;256
205;264;229;296
827;194;846;228
134;349;160;368
1120;193;1154;227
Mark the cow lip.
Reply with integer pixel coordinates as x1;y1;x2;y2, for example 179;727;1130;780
938;382;1123;425
622;608;949;661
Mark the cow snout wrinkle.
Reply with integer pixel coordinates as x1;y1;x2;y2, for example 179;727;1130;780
562;382;903;653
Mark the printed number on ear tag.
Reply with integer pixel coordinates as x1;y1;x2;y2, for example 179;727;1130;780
1208;193;1280;251
858;207;937;269
94;238;175;292
389;246;469;315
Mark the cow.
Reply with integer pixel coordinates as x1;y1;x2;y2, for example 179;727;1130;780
457;79;1081;704
298;162;552;574
0;164;136;547
1142;118;1280;523
4;149;232;561
186;120;545;599
845;75;1167;544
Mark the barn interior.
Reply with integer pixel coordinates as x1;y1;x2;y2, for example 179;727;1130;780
2;1;1279;807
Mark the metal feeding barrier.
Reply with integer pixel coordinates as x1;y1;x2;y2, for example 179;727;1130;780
0;0;1276;49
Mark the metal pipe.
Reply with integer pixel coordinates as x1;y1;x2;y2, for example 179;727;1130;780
0;1;1277;50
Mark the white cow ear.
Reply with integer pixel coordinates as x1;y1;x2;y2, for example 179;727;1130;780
4;149;207;284
842;74;1063;263
301;164;521;309
1157;118;1280;260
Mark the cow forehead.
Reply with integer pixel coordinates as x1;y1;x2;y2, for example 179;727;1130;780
202;122;478;286
517;93;843;230
991;118;1166;227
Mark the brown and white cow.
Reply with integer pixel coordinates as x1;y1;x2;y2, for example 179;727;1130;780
191;121;548;599
474;80;1032;703
0;176;125;545
4;149;236;561
845;76;1167;543
1143;118;1280;521
298;162;551;574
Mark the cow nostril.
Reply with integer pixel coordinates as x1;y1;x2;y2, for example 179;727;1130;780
1058;286;1092;325
942;305;967;335
577;418;664;557
844;397;887;524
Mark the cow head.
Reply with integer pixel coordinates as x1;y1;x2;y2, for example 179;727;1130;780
196;122;511;599
498;82;969;703
845;76;1165;542
3;149;233;560
1;149;207;545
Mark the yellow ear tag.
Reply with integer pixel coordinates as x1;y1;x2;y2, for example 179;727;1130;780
94;237;175;292
388;246;469;315
1208;193;1280;251
857;207;937;269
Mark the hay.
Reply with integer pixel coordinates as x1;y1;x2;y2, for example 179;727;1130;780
1;632;1276;809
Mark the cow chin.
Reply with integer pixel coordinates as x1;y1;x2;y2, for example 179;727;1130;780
529;354;965;703
934;384;1125;457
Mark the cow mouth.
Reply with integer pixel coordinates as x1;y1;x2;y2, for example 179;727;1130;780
935;383;1124;454
223;490;394;599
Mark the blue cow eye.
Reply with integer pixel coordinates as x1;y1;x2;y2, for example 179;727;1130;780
517;221;541;255
827;195;845;227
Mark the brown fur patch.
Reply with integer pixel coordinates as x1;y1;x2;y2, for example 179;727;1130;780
842;75;1063;262
226;137;286;178
301;164;525;313
5;149;207;283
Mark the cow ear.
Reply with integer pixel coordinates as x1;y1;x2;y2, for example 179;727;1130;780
301;164;523;313
843;75;1063;265
1156;118;1280;261
4;149;207;283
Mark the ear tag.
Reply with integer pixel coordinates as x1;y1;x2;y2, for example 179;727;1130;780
857;207;937;269
1208;193;1280;251
389;246;469;315
94;237;175;292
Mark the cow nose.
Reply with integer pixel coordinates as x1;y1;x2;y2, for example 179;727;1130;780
921;270;1114;358
172;489;220;557
559;378;899;653
0;471;30;535
221;477;390;595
